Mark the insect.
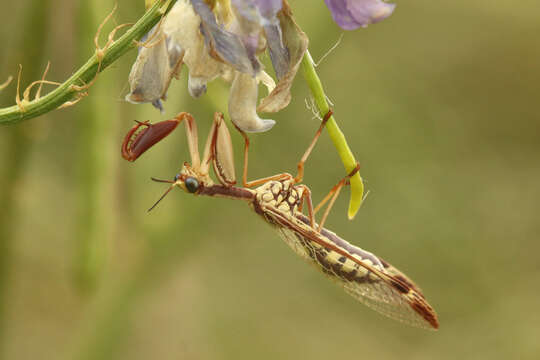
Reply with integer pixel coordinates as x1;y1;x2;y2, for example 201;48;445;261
147;111;439;329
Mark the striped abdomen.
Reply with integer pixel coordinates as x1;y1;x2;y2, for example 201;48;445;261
256;197;439;329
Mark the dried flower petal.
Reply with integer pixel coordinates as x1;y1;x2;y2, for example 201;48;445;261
165;1;228;94
191;0;257;74
264;23;289;79
324;0;395;30
255;0;283;20
229;71;275;132
125;26;182;112
258;2;307;113
231;0;283;25
231;0;288;78
256;70;276;94
187;74;207;98
126;0;307;125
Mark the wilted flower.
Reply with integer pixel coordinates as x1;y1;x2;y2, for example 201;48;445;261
126;0;308;133
324;0;395;30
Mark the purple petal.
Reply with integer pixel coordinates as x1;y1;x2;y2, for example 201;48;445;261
232;0;282;24
191;0;257;74
231;0;286;77
324;0;395;30
151;99;164;112
264;23;289;79
258;4;308;113
253;0;282;21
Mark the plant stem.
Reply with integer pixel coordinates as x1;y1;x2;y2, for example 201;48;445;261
301;50;364;219
0;0;175;125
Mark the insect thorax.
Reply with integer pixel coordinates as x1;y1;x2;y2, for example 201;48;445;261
254;179;303;216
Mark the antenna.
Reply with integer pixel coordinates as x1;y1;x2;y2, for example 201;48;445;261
148;178;176;212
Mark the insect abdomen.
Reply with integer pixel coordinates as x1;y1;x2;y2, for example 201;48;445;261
293;230;380;286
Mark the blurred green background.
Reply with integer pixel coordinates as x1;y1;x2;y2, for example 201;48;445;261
1;0;539;359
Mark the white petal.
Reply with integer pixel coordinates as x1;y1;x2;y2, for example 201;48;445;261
229;71;275;133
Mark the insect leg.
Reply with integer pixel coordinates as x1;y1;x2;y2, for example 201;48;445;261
294;109;333;183
121;120;150;160
120;112;198;162
296;185;316;228
179;112;201;169
314;163;360;232
231;120;293;187
207;113;236;185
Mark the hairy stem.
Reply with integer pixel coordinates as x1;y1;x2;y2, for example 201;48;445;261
301;50;364;219
0;0;175;125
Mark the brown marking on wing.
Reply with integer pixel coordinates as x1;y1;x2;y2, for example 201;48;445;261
410;296;439;329
393;274;427;300
259;205;439;330
296;212;431;299
389;278;409;294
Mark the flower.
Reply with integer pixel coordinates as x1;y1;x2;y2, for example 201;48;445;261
324;0;395;30
125;0;308;133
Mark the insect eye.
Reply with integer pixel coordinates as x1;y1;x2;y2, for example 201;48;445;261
174;173;181;182
184;177;199;193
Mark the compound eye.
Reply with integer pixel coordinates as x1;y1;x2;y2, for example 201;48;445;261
173;173;181;182
184;177;199;193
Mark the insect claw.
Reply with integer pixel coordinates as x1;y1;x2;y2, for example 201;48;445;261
121;118;181;161
347;162;361;178
322;108;333;124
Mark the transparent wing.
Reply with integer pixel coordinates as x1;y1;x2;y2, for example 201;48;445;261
264;208;439;330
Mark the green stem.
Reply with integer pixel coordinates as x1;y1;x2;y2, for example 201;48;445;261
301;50;364;219
0;0;175;125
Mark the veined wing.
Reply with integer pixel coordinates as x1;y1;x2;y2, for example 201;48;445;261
262;206;439;330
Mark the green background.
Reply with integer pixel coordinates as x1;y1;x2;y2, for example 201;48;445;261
1;1;539;359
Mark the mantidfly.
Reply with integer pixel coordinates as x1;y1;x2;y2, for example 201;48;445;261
146;111;439;329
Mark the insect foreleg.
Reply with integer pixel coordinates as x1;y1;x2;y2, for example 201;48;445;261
206;113;236;185
121;113;191;162
178;112;201;169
